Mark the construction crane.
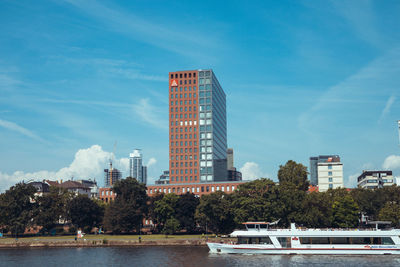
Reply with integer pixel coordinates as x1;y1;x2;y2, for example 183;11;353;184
109;141;117;170
398;120;400;147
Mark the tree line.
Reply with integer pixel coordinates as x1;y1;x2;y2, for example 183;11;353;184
1;160;399;236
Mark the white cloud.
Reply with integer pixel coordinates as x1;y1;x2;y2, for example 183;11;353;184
378;95;396;123
240;162;268;181
147;157;157;168
133;98;167;130
383;155;400;170
0;145;130;192
0;118;44;142
346;173;360;188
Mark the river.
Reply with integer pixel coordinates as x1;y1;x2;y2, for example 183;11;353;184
1;246;400;266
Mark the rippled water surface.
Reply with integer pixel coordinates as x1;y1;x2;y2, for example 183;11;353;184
1;246;400;267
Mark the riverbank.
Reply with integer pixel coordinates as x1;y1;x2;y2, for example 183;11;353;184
0;234;226;248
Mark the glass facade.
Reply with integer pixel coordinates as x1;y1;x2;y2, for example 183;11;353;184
198;70;227;182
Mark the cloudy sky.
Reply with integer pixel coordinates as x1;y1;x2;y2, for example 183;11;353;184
1;0;400;191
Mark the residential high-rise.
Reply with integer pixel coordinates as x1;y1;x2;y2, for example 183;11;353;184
104;162;122;187
169;69;227;184
227;148;234;171
129;149;147;184
310;155;343;191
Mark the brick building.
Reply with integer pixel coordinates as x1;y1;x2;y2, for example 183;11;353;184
147;69;247;195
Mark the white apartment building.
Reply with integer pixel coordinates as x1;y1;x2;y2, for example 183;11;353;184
357;170;394;189
317;161;344;192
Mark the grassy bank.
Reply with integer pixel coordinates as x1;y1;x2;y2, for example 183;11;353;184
0;234;224;248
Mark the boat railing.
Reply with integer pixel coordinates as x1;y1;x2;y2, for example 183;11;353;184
234;227;397;232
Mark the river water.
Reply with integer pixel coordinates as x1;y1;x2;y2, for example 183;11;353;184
1;246;400;267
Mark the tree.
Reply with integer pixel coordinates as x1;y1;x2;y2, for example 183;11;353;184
103;178;148;233
231;178;280;224
34;186;73;234
379;202;400;227
175;193;200;233
298;192;332;228
154;193;180;232
0;183;37;236
67;195;104;232
147;192;165;232
350;188;380;220
278;160;309;191
277;161;309;226
195;191;235;234
163;218;180;236
331;194;359;228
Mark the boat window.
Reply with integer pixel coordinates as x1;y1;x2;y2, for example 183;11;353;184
299;237;311;244
277;237;291;248
300;237;395;245
382;237;395;245
260;237;272;244
304;237;330;244
238;237;250;244
330;237;350;244
260;224;268;229
352;237;372;244
238;236;272;244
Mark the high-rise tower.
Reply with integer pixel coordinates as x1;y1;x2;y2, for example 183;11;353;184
129;149;147;184
169;69;227;184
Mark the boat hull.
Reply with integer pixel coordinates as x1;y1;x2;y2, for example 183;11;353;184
207;242;400;255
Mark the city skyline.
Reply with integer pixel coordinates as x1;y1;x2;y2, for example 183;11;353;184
1;0;400;191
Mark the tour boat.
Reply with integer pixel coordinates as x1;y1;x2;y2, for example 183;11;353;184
207;222;400;255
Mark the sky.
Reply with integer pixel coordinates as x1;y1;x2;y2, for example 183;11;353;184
1;0;400;191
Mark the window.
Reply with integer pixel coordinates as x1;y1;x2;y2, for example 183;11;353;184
328;165;332;169
328;171;332;176
329;178;333;182
329;184;333;189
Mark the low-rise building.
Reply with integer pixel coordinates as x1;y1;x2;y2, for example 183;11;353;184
147;181;245;197
99;187;117;203
155;170;170;185
357;170;395;189
27;181;50;196
45;180;91;197
76;179;99;198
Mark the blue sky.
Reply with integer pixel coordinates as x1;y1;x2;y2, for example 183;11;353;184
1;0;400;190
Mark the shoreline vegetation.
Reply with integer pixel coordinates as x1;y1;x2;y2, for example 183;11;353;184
0;234;219;248
2;161;400;241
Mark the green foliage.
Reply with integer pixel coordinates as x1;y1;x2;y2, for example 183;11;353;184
379;202;400;227
232;178;279;224
195;191;235;234
147;193;165;232
298;192;332;228
103;178;148;233
163;218;180;235
0;183;37;236
276;161;309;226
67;195;104;230
175;193;199;233
278;160;309;191
154;193;179;227
34;186;73;233
331;194;359;228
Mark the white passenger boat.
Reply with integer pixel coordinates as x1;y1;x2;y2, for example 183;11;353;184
207;222;400;255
